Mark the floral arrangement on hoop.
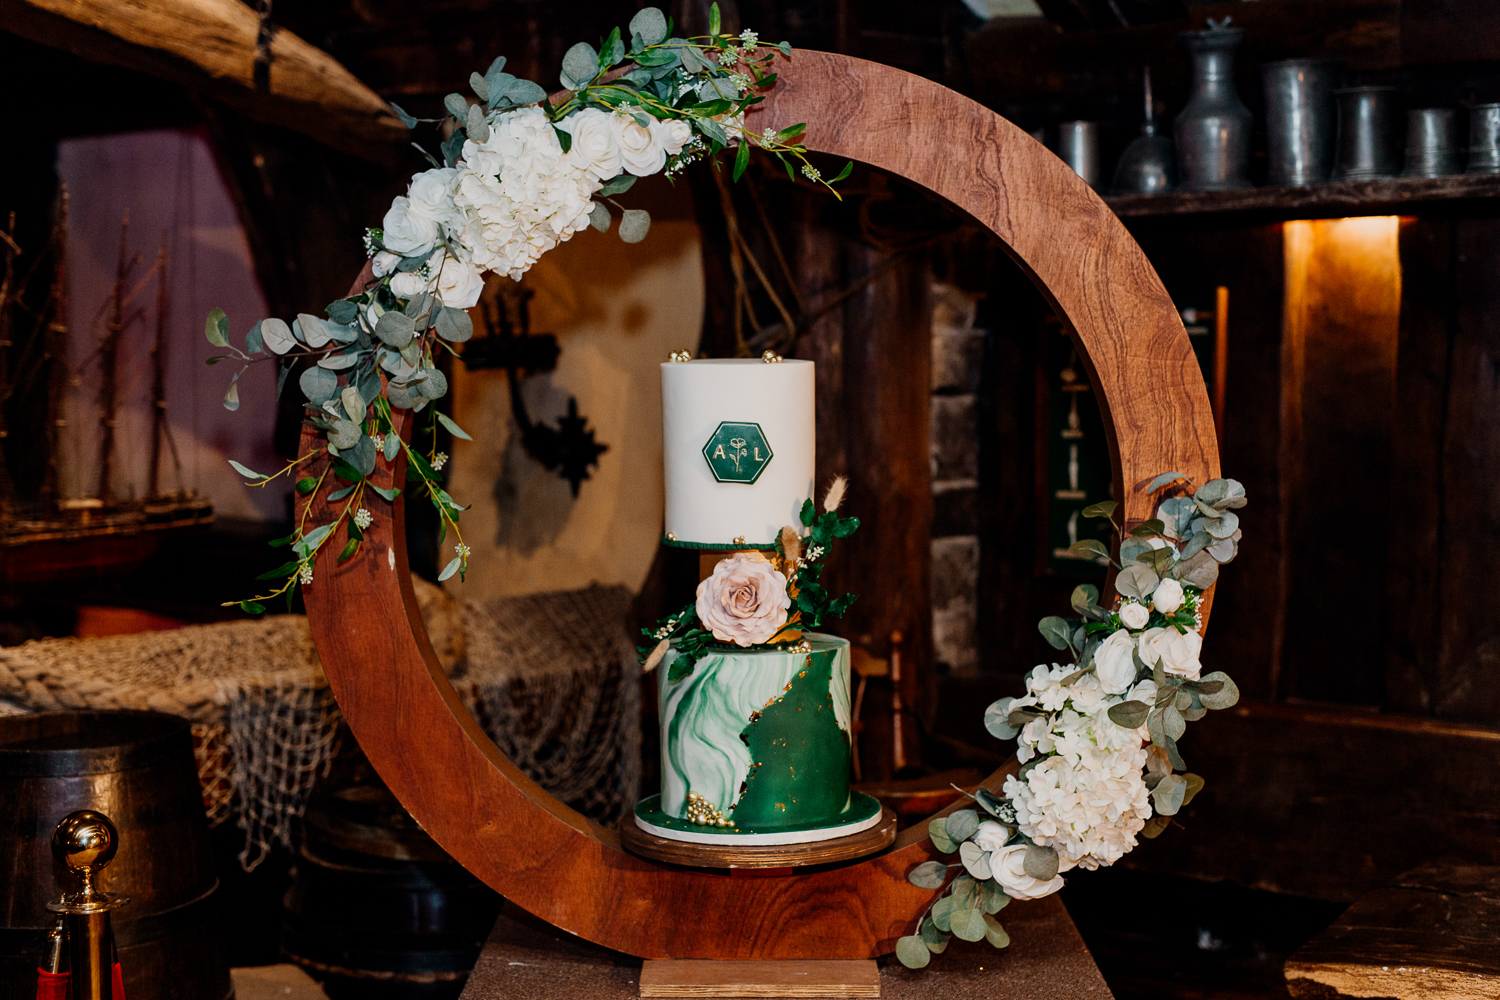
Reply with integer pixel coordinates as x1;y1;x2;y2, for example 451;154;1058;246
894;472;1246;969
205;5;849;612
640;476;859;681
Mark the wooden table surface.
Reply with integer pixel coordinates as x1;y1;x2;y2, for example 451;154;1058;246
459;899;1114;1000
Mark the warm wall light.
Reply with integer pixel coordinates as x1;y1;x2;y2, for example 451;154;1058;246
1275;215;1400;699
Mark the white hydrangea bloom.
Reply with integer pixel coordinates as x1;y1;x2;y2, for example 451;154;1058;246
450;107;601;281
1003;701;1152;871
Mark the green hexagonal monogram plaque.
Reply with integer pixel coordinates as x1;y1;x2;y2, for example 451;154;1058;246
702;421;773;484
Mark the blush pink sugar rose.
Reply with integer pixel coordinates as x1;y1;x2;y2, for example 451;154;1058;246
695;552;792;647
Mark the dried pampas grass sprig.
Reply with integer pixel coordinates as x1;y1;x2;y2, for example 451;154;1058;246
823;475;848;513
779;525;802;566
642;638;672;674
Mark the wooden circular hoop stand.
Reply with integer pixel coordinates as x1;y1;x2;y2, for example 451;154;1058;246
299;50;1221;961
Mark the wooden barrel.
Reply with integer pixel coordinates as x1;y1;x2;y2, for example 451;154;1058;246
0;710;232;1000
282;765;503;999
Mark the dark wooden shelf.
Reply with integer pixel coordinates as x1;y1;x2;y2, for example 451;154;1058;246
1105;173;1500;221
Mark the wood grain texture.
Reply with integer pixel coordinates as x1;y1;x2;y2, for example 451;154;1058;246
619;809;897;870
1285;860;1500;999
302;50;1218;960
639;959;880;997
0;0;407;151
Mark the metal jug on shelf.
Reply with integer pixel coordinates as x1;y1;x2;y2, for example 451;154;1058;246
1113;67;1176;195
1174;18;1253;191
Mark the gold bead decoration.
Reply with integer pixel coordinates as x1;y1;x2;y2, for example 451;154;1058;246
665;532;676;542
732;536;746;545
668;350;692;362
761;350;783;363
684;791;736;828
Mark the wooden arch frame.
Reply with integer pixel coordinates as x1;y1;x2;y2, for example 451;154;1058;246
302;50;1220;960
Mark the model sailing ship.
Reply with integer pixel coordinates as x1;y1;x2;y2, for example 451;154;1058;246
0;191;212;581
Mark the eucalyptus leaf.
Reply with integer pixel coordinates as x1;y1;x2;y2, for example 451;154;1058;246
895;935;931;970
1176;549;1221;589
980;878;1010;914
228;459;265;480
1196;478;1228;505
1129;518;1166;537
1146;471;1185;492
959;840;992;880
1179;530;1212;560
384;432;400;463
414;368;449;400
349;436;376;477
907;860;949;890
298;313;333;348
1163;703;1187;740
316;350;358;370
589;202;612;233
561;42;599;89
205;307;229;347
932;893;958;932
983;697;1019;740
469;71;490;102
443;92;469;119
438;555;462;582
1070;583;1100;615
950;908;987;943
341;385;366;423
1196;670;1240;710
629;7;669;45
389;102;418;129
1107;700;1150;729
1152;773;1187;815
1115;564;1160;600
223;380;240;411
300;366;338;404
1140;814;1171;839
928;818;957;854
261;317;295;355
946;809;980;843
245;322;264;354
1207;531;1240;563
1119;538;1151;564
1067;538;1110;561
1206;509;1240;539
436;412;472;440
434;306;473;343
375;311;416;348
597;173;638;196
1038;615;1072;650
503;79;547;105
1081;500;1117;519
983;912;1011;949
618;209;652;243
919;916;950;953
329;420;361;450
467;104;490;143
1023;843;1059;881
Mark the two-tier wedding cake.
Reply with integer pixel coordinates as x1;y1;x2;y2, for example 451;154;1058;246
634;355;880;846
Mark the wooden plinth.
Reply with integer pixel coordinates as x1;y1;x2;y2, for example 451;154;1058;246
639;959;879;998
456;901;1115;999
620;808;898;869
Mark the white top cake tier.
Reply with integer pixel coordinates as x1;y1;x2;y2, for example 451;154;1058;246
661;358;815;548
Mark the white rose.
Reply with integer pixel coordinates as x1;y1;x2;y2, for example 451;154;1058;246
1127;678;1158;706
1093;629;1138;695
381;195;439;256
660;118;692;155
435;255;485;309
991;843;1065;900
1138;626;1203;680
1152;577;1185;614
388;269;427;299
1118;601;1149;630
972;820;1011;854
371;251;402;277
561;108;622;183
407;167;459;231
614;113;668;176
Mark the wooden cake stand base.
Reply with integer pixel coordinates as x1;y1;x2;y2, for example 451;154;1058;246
620;807;899;869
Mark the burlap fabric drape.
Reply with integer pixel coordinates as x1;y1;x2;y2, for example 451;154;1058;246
0;580;640;870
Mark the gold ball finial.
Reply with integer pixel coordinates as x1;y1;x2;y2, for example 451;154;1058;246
668;350;692;363
48;810;128;912
760;350;783;363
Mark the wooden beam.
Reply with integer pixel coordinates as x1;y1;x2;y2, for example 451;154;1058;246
0;0;407;154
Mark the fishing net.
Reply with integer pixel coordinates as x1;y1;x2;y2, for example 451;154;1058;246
0;579;641;869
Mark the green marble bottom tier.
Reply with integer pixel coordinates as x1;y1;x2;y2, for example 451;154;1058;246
656;633;853;838
633;791;883;845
